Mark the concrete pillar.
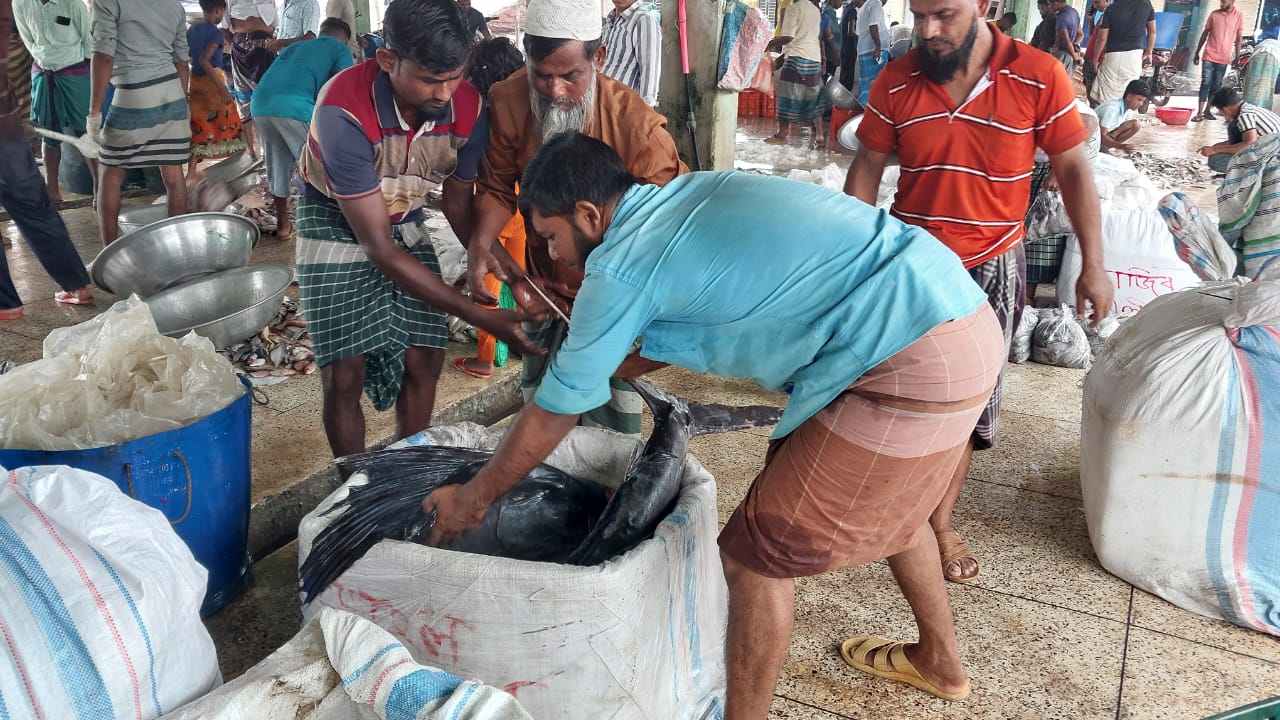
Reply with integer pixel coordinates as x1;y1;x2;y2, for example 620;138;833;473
658;0;737;170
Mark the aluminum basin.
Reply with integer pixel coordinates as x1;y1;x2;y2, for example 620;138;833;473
836;113;899;165
144;266;294;350
826;73;858;110
91;212;259;297
117;204;169;236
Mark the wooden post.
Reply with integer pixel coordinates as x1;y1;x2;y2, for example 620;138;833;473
658;0;736;170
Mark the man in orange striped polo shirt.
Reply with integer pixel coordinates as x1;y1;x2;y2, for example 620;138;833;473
846;0;1111;592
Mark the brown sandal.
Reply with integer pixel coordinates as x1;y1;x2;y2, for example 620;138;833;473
935;530;980;584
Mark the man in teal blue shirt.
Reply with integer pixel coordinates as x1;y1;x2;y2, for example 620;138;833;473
424;134;1006;714
250;17;352;238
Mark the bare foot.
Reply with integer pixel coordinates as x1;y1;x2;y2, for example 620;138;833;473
901;643;971;697
763;135;788;146
47;188;63;204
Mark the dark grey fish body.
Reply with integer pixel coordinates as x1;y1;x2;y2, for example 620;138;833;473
564;380;691;565
298;383;783;604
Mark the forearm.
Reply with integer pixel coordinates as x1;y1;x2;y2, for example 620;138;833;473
341;194;494;322
176;62;190;92
90;52;114;114
469;201;516;261
844;146;889;204
1145;22;1156;54
1099;131;1126;149
468;404;580;506
441;177;474;250
871;25;881;55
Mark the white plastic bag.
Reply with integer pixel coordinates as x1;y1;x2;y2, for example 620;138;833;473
298;426;727;720
0;298;243;450
1026;191;1073;240
1081;285;1280;636
1009;305;1040;363
0;464;221;718
1031;305;1092;369
170;609;530;720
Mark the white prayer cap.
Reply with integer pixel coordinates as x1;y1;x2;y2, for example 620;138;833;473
525;0;603;41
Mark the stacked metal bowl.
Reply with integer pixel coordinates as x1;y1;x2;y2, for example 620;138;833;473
90;212;293;350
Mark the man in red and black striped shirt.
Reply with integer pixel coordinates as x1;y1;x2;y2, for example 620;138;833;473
844;0;1111;696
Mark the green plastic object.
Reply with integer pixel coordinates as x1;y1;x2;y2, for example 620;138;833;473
1204;697;1280;720
493;282;516;367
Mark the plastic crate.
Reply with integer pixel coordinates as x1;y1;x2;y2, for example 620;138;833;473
1203;697;1280;720
830;106;858;145
761;92;777;118
738;90;761;118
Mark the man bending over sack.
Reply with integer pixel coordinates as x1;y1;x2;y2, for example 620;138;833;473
423;133;1005;717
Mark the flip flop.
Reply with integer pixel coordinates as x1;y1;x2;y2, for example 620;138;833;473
452;356;493;379
840;636;972;702
936;529;980;584
0;306;23;321
54;290;94;306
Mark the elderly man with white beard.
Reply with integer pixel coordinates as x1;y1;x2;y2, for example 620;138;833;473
467;0;686;436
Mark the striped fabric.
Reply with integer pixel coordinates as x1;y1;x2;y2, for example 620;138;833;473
518;318;644;436
600;3;661;106
1234;102;1280;137
775;55;823;123
1244;51;1280;111
858;28;1087;268
1218;133;1280;277
719;305;1003;578
99;73;191;167
6;28;33;118
856;51;884;106
967;246;1024;449
0;466;219;719
295;196;447;411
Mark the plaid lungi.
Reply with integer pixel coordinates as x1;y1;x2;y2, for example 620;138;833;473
1024;159;1069;284
1244;51;1280;111
719;305;1003;578
519;318;644;436
99;73;191;167
856;51;885;106
295;196;447;411
776;56;823;123
968;247;1024;450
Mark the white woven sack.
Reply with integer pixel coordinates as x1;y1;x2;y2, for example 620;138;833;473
298;425;728;719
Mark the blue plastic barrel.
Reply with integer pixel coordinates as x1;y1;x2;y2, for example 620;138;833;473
0;379;252;617
1153;12;1184;50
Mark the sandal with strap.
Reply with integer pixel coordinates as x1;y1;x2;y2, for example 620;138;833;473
54;290;94;306
840;636;972;701
936;529;980;584
0;306;23;321
452;356;493;379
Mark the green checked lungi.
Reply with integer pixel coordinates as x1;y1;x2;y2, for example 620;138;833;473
520;318;644;436
295;195;447;411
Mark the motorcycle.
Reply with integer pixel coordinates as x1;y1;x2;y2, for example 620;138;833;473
1221;36;1258;92
1142;46;1195;109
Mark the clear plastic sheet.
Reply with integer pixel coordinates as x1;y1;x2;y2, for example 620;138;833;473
0;297;244;450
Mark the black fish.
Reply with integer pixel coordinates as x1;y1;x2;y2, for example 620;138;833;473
298;381;782;604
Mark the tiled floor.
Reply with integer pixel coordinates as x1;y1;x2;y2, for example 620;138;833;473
4;124;1279;719
664;366;1280;720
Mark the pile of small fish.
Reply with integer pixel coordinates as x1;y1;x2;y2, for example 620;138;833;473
298;380;783;603
1128;152;1215;187
221;298;316;380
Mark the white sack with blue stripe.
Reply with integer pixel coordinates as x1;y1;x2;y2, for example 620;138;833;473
297;426;728;720
1082;280;1280;636
0;464;220;719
